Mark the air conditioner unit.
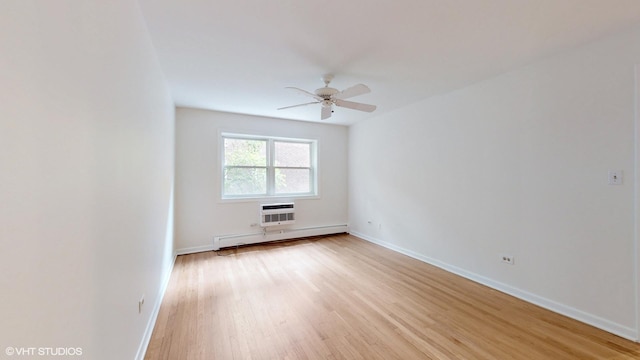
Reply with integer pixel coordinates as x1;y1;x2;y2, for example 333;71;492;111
260;202;295;227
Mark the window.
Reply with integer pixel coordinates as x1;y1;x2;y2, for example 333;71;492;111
222;133;317;199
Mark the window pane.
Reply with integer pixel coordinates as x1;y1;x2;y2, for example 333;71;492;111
224;138;266;166
224;167;266;195
275;168;310;194
275;142;310;167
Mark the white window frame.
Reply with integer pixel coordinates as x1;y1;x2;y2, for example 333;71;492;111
221;133;317;200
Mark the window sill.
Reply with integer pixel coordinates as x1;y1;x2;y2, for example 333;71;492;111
219;194;320;204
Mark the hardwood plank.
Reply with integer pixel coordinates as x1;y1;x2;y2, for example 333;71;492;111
145;234;640;360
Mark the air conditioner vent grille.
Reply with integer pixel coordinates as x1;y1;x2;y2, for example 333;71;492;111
260;202;295;227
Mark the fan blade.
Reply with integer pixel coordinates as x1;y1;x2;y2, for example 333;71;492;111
321;105;332;120
285;87;323;101
334;99;377;112
277;101;319;110
334;84;370;100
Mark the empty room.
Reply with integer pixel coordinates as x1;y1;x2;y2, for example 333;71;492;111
3;1;640;359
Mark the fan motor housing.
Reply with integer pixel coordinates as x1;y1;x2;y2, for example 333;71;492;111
315;87;338;98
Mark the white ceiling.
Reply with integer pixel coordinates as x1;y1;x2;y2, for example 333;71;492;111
138;0;640;125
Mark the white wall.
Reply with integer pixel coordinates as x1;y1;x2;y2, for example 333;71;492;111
349;26;640;340
0;1;175;359
175;108;348;253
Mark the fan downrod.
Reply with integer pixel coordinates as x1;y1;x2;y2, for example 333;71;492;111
322;74;335;86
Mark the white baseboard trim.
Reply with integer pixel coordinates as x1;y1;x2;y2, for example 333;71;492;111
175;244;215;256
135;253;177;360
211;224;349;251
173;225;349;255
350;231;638;342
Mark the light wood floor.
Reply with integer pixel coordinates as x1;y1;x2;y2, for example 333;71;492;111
145;234;640;359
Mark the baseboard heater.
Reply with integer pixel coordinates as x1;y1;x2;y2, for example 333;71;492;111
213;224;348;250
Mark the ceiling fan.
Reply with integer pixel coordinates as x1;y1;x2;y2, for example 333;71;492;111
278;74;377;120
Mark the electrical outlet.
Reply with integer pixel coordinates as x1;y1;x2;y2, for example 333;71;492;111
608;170;622;185
138;295;145;314
500;254;515;265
